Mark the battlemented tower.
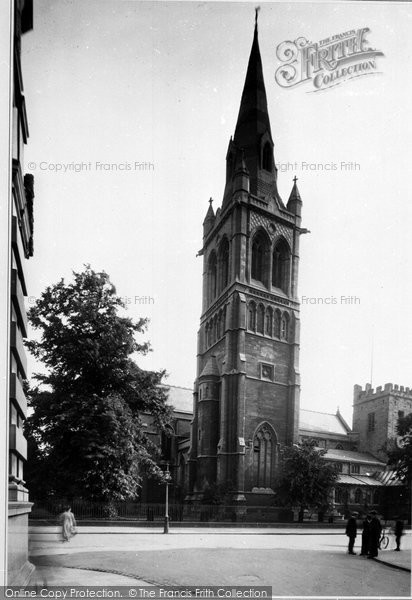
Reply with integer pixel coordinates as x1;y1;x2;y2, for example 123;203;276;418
188;14;306;505
353;383;412;462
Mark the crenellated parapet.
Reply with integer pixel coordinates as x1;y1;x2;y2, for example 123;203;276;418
354;383;412;404
352;382;412;461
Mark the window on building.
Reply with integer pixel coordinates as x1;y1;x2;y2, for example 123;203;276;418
335;487;343;503
335;444;343;450
10;404;18;426
265;307;273;337
272;239;290;293
179;455;186;490
208;252;217;304
218;238;229;292
213;315;218;343
398;410;405;420
336;462;343;472
253;424;277;488
368;412;376;432
274;310;281;337
257;304;265;334
251;232;269;285
262;142;272;172
354;488;362;504
161;426;174;461
373;489;380;504
218;310;224;338
351;464;360;474
281;313;289;340
248;301;256;331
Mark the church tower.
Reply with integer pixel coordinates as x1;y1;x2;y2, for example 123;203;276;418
188;13;305;505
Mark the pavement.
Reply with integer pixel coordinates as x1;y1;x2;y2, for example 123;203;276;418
27;526;411;596
373;548;411;572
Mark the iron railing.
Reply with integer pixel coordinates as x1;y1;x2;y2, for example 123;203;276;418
29;500;295;523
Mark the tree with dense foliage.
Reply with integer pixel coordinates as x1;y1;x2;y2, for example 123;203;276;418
275;440;339;521
25;266;172;502
387;413;412;485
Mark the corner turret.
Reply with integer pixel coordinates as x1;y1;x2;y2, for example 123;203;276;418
287;176;302;217
203;198;215;238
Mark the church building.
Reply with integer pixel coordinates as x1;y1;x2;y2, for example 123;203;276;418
187;14;306;505
135;15;409;521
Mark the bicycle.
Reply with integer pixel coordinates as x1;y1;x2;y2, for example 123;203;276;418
379;528;389;550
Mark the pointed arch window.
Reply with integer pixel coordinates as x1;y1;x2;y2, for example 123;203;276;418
272;239;291;293
208;251;218;305
218;238;230;292
265;307;273;337
251;231;269;286
281;313;289;341
253;424;277;488
161;425;175;462
248;301;256;331
257;304;265;334
274;310;281;338
335;487;343;503
262;142;272;172
179;454;186;491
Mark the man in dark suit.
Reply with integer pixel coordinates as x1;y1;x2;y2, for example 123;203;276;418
360;514;372;555
367;510;382;558
345;512;358;555
394;517;404;551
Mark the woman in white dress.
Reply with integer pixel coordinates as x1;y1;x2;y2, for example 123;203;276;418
60;506;77;542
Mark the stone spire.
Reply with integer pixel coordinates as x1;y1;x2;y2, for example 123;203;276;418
233;10;272;148
222;10;280;203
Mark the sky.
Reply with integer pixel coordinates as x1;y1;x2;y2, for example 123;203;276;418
20;0;412;425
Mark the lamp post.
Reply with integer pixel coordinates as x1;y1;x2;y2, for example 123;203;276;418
164;462;171;534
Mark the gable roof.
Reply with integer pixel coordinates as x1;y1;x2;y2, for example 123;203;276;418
161;391;356;437
323;448;385;466
161;385;193;413
299;408;350;436
337;474;385;486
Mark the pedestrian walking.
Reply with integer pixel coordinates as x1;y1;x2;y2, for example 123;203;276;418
345;512;358;555
394;517;404;551
367;510;382;558
360;513;372;556
59;506;77;542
